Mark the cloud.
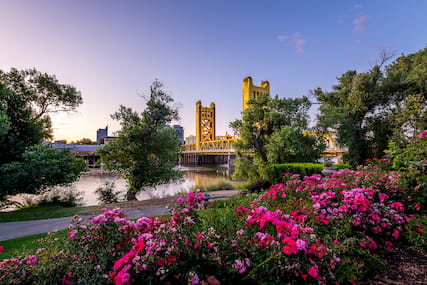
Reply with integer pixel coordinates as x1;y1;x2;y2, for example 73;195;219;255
277;32;306;54
277;34;289;42
353;15;368;31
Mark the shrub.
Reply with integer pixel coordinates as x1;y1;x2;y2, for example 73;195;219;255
264;163;324;183
20;186;83;208
0;166;424;284
333;163;352;170
95;181;121;204
247;179;272;193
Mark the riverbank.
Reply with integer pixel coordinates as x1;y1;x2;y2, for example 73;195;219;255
0;190;241;241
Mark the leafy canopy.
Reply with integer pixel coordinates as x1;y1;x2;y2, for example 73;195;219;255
99;80;181;200
314;48;427;166
0;68;83;164
230;94;325;181
0;145;86;200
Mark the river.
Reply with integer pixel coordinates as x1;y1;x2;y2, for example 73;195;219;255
10;166;243;207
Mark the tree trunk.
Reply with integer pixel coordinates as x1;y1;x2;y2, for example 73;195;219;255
126;189;137;201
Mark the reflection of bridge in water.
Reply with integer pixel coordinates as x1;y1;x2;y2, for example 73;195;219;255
180;77;347;166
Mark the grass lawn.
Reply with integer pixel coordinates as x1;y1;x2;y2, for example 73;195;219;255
0;230;67;260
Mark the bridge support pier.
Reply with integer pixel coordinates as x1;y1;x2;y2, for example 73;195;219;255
180;154;235;166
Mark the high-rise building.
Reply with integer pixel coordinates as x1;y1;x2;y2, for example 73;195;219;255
96;126;108;144
173;125;184;145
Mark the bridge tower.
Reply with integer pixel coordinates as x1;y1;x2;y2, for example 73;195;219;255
195;101;216;150
242;76;270;110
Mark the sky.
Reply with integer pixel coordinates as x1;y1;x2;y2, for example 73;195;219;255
0;0;425;142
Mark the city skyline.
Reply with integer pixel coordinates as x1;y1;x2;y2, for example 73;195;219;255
0;0;425;141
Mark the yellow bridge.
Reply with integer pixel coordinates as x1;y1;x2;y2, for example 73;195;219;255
180;77;346;165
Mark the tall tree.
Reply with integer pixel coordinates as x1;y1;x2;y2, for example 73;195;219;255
230;94;324;181
385;48;427;145
0;68;83;164
314;48;427;166
99;80;180;200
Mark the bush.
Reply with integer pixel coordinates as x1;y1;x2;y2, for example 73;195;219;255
333;163;352;170
95;181;121;204
264;163;324;183
1;166;425;284
21;186;83;208
247;179;272;193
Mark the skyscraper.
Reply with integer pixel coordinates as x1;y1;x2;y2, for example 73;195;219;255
173;125;184;145
96;126;108;144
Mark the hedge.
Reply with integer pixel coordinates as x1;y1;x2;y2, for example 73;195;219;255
332;163;352;170
264;163;324;183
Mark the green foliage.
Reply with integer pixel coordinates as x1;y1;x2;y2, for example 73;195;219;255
387;132;427;211
315;48;427;166
0;145;86;200
70;138;97;145
264;163;324;183
230;94;324;180
99;80;181;200
95;181;122;204
0;68;82;164
0;90;11;136
247;180;272;193
266;126;325;164
333;163;352;170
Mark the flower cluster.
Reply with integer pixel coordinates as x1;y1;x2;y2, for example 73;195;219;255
0;166;424;284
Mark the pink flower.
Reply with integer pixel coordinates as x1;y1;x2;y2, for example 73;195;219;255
177;197;184;205
26;255;38;264
0;245;3;253
181;208;190;214
61;272;72;285
308;266;319;278
194;242;201;249
385;241;393;250
68;230;78;239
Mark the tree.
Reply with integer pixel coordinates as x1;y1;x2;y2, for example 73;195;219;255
0;145;86;200
385;48;427;145
99;80;180;200
71;138;97;145
0;68;82;164
314;48;427;166
0;86;11;136
230;94;325;181
0;68;85;202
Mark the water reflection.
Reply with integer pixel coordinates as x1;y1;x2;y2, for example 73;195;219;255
11;166;241;207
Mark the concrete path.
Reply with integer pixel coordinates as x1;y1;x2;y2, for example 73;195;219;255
0;190;241;241
0;205;169;241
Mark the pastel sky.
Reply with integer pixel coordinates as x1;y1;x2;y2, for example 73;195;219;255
0;0;425;141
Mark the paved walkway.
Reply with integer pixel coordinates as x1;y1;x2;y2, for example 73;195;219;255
0;205;169;241
0;190;241;241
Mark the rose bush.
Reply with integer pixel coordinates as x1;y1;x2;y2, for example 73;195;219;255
0;154;425;284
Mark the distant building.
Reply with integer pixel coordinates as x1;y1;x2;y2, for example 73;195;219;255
103;136;117;145
185;135;196;144
96;126;108;144
173;125;184;145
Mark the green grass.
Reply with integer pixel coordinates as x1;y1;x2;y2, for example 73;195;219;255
0;230;68;260
0;204;104;223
